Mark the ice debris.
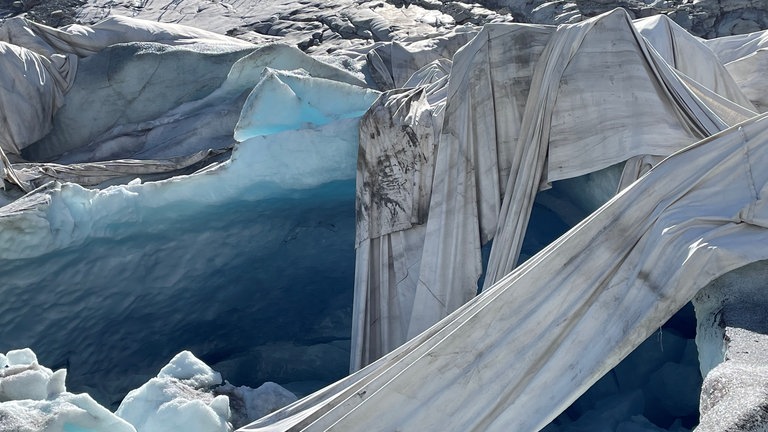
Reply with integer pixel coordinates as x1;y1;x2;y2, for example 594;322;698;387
0;348;297;432
0;348;135;432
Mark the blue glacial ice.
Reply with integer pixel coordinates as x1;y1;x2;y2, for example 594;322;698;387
0;59;379;411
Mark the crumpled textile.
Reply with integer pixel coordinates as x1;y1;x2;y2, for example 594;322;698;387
351;9;757;372
242;108;768;432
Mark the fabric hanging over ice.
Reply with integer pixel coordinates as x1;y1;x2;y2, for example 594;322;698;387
242;108;768;432
350;9;757;370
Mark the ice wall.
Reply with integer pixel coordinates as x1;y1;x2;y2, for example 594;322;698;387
0;65;379;407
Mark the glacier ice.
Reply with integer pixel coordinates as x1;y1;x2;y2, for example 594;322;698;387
216;382;298;429
0;348;136;432
0;347;298;432
0;20;379;408
116;351;231;432
0;394;136;432
233;69;379;141
1;348;66;401
156;351;224;388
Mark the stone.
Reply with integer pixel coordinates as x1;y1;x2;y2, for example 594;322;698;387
731;18;761;34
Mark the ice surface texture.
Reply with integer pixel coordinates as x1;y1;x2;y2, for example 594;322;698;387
0;348;136;432
117;351;231;432
0;30;378;407
0;348;297;432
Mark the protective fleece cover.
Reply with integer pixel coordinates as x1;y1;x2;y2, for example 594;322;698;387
350;9;757;373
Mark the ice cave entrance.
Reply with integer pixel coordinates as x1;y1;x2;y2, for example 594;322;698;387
512;164;701;431
1;156;703;429
0;178;358;407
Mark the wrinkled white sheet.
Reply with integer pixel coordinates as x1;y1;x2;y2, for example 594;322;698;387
704;28;768;65
0;39;75;157
352;22;555;369
484;9;751;286
366;28;476;90
352;70;448;368
13;148;231;189
0;15;251;58
351;8;758;371
634;14;755;110
704;29;768;113
242;108;768;432
723;49;768;113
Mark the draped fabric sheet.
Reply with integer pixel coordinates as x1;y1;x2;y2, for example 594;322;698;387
634;14;755;109
355;76;448;243
241;109;768;432
352;71;448;370
0;15;252;58
0;39;75;157
365;29;476;90
352;22;556;369
351;8;759;372
704;29;768;113
721;48;768;113
12;148;231;189
483;9;753;287
703;28;768;65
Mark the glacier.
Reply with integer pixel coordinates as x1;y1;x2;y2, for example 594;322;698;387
0;113;370;405
0;347;296;431
0;2;767;432
0;17;379;414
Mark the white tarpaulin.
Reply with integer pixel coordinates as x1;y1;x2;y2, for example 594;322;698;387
242;107;768;432
704;28;768;113
0;35;75;156
351;22;555;370
351;8;757;371
482;9;753;286
365;28;476;90
352;64;449;368
0;15;252;58
634;14;755;110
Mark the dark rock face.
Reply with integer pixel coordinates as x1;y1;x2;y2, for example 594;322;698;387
692;261;768;432
2;0;765;57
0;0;85;26
489;0;768;38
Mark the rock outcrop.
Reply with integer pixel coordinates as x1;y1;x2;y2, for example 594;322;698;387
2;0;766;59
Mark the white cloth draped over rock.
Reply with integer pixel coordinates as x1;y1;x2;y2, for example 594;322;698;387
0;34;75;156
351;9;757;371
703;28;768;113
242;110;768;432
